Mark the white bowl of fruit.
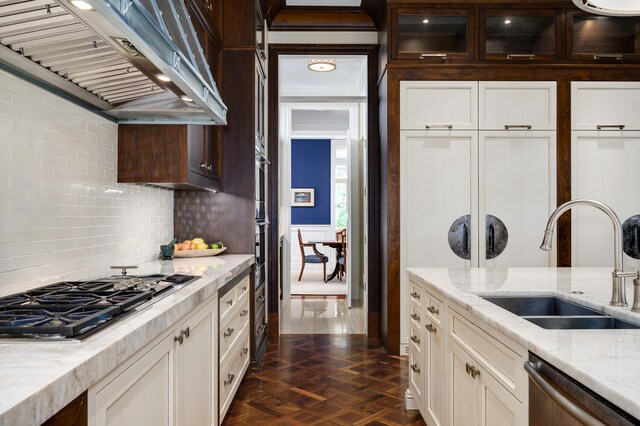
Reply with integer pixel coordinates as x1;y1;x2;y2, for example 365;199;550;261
174;238;226;258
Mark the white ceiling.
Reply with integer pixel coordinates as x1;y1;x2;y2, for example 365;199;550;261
279;55;367;98
285;0;362;6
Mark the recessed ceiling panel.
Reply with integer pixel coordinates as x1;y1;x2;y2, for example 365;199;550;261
285;0;362;6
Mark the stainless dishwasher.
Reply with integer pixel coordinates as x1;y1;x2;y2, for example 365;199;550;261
526;353;639;426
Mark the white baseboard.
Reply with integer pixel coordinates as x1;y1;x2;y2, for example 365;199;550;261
405;389;419;411
400;343;409;356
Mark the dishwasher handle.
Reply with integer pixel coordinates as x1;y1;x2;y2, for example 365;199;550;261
524;361;606;426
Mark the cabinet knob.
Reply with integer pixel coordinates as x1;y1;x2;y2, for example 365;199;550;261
410;363;420;373
410;335;420;345
410;292;420;300
223;327;235;337
207;165;212;171
226;299;233;306
425;323;436;333
242;285;247;291
257;324;266;333
257;295;265;303
410;313;420;321
427;306;439;315
465;362;480;379
241;347;249;356
223;373;235;386
240;309;249;317
174;334;184;345
183;327;190;339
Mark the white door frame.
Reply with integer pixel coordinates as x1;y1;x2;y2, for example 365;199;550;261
279;102;364;312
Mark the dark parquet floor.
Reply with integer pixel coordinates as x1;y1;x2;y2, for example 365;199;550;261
222;335;426;425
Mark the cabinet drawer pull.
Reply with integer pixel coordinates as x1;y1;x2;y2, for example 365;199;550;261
257;295;265;303
207;165;212;171
427;306;439;315
242;285;248;292
597;124;625;130
174;334;184;345
226;299;233;306
258;324;266;333
594;54;622;61
425;124;453;130
465;362;480;379
240;309;249;317
410;335;420;344
410;313;420;321
507;54;535;60
410;363;420;373
183;327;190;339
425;323;436;333
419;53;447;60
223;327;235;337
410;292;420;300
241;347;249;356
200;162;206;169
504;124;532;130
223;373;235;386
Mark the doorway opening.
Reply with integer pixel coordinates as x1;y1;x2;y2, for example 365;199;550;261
277;54;368;335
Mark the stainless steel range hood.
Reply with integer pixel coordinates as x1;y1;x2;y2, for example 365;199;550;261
0;0;227;124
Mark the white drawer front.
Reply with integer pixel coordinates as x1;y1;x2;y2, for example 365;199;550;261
401;81;478;130
480;81;556;130
572;82;640;131
220;296;250;365
219;330;250;421
424;290;443;327
219;289;236;321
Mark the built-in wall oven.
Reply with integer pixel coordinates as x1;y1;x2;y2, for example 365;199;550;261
253;146;269;364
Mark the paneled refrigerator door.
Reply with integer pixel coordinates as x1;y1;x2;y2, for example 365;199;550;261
479;131;556;267
571;131;640;270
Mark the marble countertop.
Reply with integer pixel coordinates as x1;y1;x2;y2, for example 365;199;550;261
0;254;254;426
408;267;640;420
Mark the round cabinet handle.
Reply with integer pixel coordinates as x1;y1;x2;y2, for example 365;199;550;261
410;335;420;345
224;373;235;386
410;363;420;373
240;309;249;317
427;306;439;315
183;327;190;339
410;313;420;321
174;334;184;345
223;327;235;337
425;323;437;333
241;347;249;356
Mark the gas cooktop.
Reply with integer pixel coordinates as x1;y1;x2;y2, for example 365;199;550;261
0;274;198;341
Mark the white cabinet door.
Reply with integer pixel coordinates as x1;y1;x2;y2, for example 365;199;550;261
425;322;444;426
572;82;640;131
449;341;479;426
479;131;556;267
93;334;175;426
400;81;478;130
408;323;423;411
572;131;640;270
401;131;478;350
477;363;524;426
176;299;217;426
479;82;556;131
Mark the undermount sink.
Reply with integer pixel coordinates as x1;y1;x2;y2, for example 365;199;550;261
481;296;640;330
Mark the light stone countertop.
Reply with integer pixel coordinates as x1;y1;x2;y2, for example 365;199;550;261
0;254;255;426
408;267;640;420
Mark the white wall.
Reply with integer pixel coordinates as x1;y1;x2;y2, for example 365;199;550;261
0;70;174;294
269;31;377;45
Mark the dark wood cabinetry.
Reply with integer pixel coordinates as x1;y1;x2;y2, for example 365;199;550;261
479;8;561;61
118;124;222;191
392;8;474;61
567;12;640;62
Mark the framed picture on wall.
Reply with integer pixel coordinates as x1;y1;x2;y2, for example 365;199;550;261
292;188;315;207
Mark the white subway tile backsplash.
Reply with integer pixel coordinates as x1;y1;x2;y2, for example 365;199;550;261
0;70;174;289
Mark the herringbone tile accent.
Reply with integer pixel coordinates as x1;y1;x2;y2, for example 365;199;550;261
223;335;426;425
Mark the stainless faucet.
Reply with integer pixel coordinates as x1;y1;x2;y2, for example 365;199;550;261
540;199;634;307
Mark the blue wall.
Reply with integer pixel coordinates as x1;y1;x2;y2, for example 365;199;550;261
291;139;331;225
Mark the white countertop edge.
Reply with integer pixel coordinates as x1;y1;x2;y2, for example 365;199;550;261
0;254;255;426
407;267;640;420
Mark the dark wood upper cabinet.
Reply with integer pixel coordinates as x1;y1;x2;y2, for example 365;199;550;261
567;11;640;62
479;8;562;61
255;57;266;152
256;1;267;65
392;8;474;62
119;125;222;191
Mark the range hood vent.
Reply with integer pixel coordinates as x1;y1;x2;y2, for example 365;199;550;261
0;0;227;125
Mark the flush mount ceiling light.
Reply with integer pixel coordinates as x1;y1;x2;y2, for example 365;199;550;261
423;18;429;23
307;59;337;72
156;73;171;82
70;0;93;10
180;95;193;102
504;19;512;24
573;0;640;16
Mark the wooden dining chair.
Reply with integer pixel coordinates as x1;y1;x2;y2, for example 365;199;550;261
297;229;328;282
337;229;347;281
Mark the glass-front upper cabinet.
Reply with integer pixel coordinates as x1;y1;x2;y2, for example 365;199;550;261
479;9;561;61
568;12;640;62
392;8;474;61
